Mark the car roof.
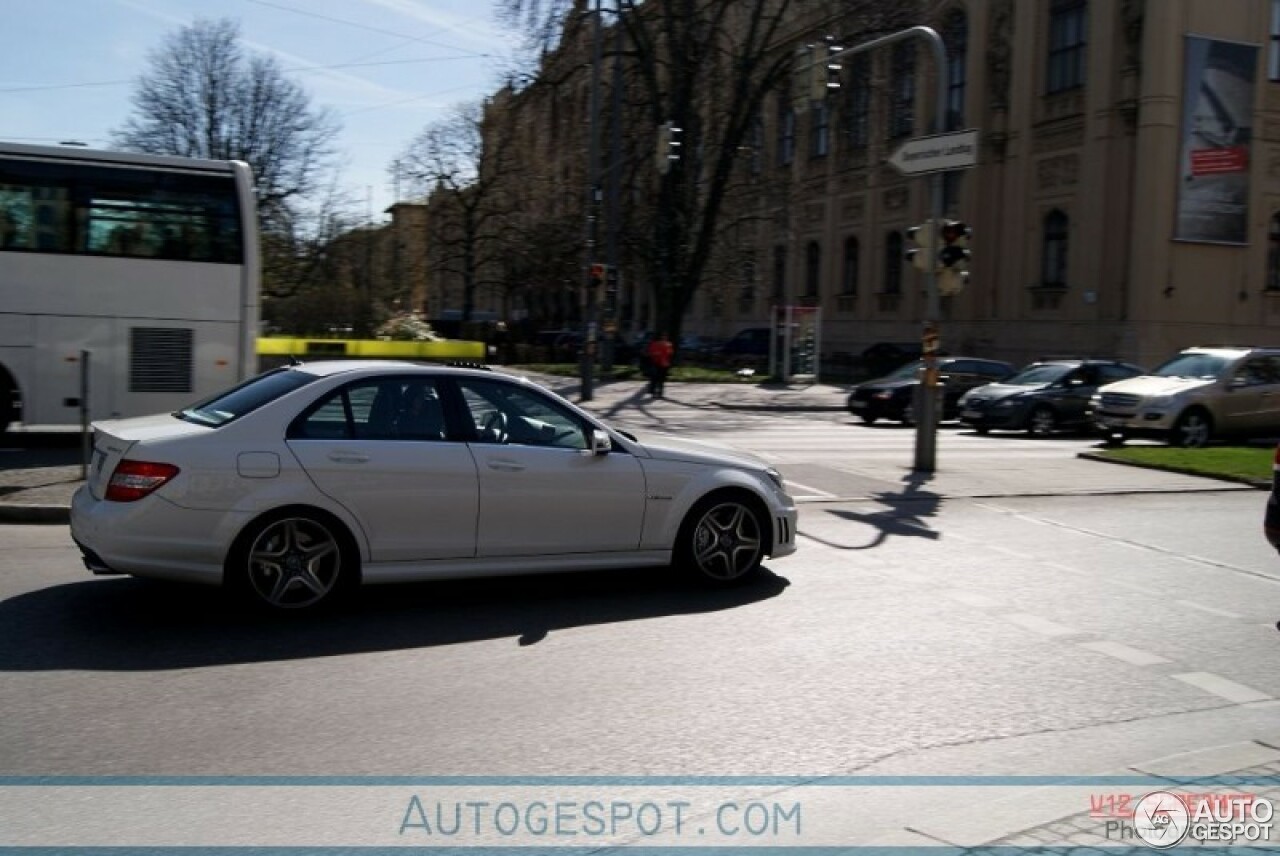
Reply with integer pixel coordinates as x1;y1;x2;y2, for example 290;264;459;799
287;360;509;381
1181;346;1280;357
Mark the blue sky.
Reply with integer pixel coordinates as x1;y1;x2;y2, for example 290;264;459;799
2;0;518;220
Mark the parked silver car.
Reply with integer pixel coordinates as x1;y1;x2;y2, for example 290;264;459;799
1093;346;1280;447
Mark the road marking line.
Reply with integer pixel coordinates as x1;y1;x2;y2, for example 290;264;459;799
784;480;838;498
1002;613;1081;637
945;590;1001;609
1172;672;1273;704
1076;640;1170;666
1176;599;1243;619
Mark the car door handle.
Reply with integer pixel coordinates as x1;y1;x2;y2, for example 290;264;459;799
327;451;370;464
487;459;526;472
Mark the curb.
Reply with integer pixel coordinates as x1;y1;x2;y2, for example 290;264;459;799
1076;450;1271;489
0;503;70;524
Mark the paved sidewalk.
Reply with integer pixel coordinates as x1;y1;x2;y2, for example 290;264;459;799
0;373;1256;524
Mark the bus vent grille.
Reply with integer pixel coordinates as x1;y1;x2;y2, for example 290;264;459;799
130;327;194;393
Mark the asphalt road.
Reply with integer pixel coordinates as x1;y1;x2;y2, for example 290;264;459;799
1;412;1277;848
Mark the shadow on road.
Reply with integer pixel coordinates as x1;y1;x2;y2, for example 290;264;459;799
811;471;942;550
0;566;789;672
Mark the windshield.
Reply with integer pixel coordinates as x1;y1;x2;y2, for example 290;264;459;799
177;368;319;427
883;360;923;380
1152;353;1230;380
1003;364;1073;386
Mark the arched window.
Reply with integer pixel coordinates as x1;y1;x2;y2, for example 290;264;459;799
842;237;860;295
885;232;904;295
1042;210;1069;288
1268;213;1280;291
805;241;821;298
943;7;968;131
888;42;916;139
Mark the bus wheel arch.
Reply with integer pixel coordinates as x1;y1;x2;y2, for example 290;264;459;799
0;365;19;434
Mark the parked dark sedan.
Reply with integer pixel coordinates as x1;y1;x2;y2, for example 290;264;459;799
957;359;1144;436
847;357;1015;425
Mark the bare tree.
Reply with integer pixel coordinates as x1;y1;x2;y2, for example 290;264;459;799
498;0;915;340
112;18;341;230
398;100;521;323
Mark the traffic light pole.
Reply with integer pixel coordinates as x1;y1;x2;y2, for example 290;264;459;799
580;0;604;402
823;26;948;472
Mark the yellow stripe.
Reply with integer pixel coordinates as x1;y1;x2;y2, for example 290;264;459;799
257;337;487;360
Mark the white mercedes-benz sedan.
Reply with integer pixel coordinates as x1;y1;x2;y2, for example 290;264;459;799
71;361;798;610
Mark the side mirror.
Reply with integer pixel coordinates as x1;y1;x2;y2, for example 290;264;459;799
590;428;612;455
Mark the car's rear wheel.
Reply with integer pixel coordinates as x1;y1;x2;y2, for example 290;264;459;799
899;403;915;426
859;413;878;425
230;512;355;610
1171;409;1213;448
1027;405;1058;437
676;494;766;585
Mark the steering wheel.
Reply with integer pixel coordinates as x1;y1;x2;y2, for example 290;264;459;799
481;410;508;443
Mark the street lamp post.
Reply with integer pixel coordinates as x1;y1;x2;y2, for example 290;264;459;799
580;0;605;401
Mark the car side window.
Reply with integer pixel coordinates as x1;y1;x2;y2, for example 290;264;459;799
457;379;589;450
290;378;449;441
1236;358;1278;387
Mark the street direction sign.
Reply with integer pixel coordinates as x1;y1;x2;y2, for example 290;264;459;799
887;128;980;176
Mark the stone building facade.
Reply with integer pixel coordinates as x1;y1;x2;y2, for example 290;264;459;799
472;0;1280;369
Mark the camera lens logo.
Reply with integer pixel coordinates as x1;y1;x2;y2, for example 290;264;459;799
1133;791;1191;849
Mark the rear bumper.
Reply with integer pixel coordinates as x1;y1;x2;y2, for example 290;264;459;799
70;485;246;586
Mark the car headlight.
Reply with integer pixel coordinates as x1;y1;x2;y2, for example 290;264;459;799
873;391;894;400
1146;395;1174;408
994;397;1021;408
765;467;785;490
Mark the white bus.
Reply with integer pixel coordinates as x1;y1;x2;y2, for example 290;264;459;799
0;142;260;432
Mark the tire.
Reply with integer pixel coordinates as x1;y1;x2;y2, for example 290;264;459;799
1101;430;1127;447
0;381;13;435
1171;409;1213;448
859;413;879;425
229;511;356;610
899;403;915;426
974;426;990;435
676;494;767;585
1026;405;1058;437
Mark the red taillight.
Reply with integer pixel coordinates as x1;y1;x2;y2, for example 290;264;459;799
105;460;180;502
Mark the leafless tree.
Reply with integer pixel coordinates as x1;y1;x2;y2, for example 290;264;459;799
397;100;522;323
112;17;341;231
498;0;915;340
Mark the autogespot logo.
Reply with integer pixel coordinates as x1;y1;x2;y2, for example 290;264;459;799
1132;791;1191;849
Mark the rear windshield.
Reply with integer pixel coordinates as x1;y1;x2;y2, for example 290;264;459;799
176;368;319;427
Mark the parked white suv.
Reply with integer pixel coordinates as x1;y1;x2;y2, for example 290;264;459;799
1093;346;1280;447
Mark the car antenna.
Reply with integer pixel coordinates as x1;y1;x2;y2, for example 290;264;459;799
287;355;302;366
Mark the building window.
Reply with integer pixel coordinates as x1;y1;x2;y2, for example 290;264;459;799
772;244;787;304
845;55;871;149
810;101;831;158
942;171;963;215
777;98;796;166
1272;0;1280;81
740;258;757;311
1041;209;1069;288
1268;213;1280;291
943;8;968;130
1047;0;1087;94
884;232;903;295
888;43;916;139
805;241;821;299
749;115;764;175
841;237;860;295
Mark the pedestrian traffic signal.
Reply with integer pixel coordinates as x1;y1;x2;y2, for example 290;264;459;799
656;121;682;173
589;263;605;288
904;221;937;273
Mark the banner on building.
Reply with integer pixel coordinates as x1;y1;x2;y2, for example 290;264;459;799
1174;35;1258;245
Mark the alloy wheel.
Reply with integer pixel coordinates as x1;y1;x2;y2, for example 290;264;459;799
245;517;344;609
689;501;764;582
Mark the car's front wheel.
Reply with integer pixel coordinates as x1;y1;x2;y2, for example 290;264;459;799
229;512;355;610
677;494;767;585
1171;409;1213;448
1027;405;1058;437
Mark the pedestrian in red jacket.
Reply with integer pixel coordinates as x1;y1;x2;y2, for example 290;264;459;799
646;333;673;397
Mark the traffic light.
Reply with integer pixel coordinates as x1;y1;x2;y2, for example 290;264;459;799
904;221;936;273
656;121;682;173
809;40;843;103
589;263;605;289
937;220;971;296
